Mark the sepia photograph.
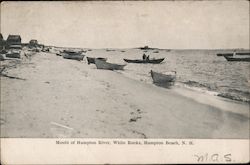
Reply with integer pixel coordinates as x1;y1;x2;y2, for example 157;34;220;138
0;0;249;164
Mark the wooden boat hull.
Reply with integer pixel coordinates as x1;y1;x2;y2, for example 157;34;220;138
95;59;126;70
224;56;250;62
123;58;164;64
217;53;233;56
236;52;250;55
86;57;107;64
63;50;83;55
150;70;176;83
6;50;21;59
62;53;85;61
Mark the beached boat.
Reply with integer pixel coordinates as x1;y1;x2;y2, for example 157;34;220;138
63;50;83;55
61;50;85;61
224;56;250;62
62;53;85;61
123;58;164;64
95;59;126;70
150;70;176;83
6;50;21;58
86;57;107;64
217;53;233;56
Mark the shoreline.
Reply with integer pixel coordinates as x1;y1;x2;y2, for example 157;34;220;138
0;51;249;138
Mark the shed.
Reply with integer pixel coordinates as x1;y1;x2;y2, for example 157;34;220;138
6;35;22;46
29;39;38;45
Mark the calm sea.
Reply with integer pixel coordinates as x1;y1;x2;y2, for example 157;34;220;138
86;48;250;103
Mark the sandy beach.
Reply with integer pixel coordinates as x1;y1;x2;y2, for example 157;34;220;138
0;49;249;138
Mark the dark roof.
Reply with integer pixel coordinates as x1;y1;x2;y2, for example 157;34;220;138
30;39;38;42
0;33;3;40
7;35;21;41
29;39;38;43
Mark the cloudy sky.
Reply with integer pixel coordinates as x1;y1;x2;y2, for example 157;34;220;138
1;1;249;49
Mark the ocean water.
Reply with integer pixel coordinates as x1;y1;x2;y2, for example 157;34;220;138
83;48;250;103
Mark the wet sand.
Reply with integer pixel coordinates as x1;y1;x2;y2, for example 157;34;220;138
0;50;249;138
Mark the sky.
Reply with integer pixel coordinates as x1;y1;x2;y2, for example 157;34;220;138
1;1;249;49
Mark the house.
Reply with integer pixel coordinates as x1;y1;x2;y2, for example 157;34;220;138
0;33;6;50
6;35;22;47
29;39;38;47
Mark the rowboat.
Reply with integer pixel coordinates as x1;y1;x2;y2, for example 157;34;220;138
123;58;164;64
61;50;85;61
236;52;250;55
224;56;250;62
94;59;126;70
86;57;107;64
63;50;83;54
217;53;233;56
6;50;21;58
62;53;85;61
150;70;176;84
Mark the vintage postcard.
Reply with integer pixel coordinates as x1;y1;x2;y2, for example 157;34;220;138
0;0;249;164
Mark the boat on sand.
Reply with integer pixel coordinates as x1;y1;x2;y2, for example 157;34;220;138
150;70;176;84
6;50;21;58
61;50;85;61
86;57;107;64
95;59;126;70
123;58;164;64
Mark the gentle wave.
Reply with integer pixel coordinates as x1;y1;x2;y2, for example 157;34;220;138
182;80;250;103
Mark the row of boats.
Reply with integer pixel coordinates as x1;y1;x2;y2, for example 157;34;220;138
57;50;176;85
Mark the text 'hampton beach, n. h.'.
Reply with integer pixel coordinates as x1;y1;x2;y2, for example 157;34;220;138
56;139;194;146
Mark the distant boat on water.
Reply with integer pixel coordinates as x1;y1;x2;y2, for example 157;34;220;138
224;56;250;62
236;52;250;55
217;52;250;56
95;59;126;70
123;58;165;64
217;53;233;56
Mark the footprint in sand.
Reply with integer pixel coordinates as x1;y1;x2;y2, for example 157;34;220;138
129;108;144;122
132;130;147;138
137;109;143;114
96;109;105;113
129;116;142;122
122;93;129;96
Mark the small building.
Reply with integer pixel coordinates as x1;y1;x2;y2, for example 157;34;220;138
0;33;6;50
29;39;38;47
0;33;3;41
6;35;22;47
